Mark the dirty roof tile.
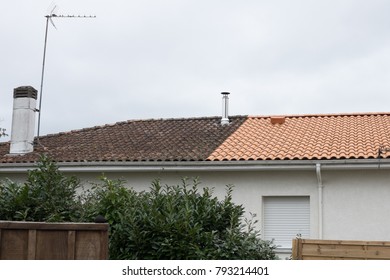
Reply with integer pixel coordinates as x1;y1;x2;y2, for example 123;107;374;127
1;113;390;164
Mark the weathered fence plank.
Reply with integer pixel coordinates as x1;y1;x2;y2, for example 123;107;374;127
67;230;76;260
292;239;390;260
0;221;109;260
27;229;37;259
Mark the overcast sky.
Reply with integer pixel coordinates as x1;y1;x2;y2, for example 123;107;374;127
1;0;390;141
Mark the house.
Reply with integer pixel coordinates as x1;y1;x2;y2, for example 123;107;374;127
1;86;390;258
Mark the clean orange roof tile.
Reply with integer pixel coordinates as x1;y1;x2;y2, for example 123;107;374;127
207;113;390;161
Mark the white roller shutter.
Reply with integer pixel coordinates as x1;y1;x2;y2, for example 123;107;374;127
263;196;310;248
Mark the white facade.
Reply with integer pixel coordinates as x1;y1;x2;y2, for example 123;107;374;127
2;160;390;259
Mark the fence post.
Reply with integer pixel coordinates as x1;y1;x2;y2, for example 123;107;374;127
292;238;302;260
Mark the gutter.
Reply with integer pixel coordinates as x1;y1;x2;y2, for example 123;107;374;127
1;158;390;174
316;163;323;239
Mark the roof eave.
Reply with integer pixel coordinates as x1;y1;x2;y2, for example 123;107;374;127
1;158;390;174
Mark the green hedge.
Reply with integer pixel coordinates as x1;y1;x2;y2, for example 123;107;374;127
0;155;277;260
0;155;82;222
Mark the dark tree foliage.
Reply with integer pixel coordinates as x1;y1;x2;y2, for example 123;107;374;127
82;177;277;260
0;154;82;222
0;155;277;259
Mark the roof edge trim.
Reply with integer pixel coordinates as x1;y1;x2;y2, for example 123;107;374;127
1;159;390;173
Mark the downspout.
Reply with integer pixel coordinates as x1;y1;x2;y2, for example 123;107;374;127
316;163;323;239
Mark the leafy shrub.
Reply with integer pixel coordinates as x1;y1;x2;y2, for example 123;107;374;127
0;155;277;259
83;177;277;260
0;154;82;222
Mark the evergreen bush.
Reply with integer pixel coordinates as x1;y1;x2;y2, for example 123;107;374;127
0;155;82;222
0;155;277;259
83;177;277;260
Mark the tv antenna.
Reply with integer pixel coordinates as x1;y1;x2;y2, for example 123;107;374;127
37;5;96;144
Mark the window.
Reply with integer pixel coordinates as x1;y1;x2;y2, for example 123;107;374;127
263;196;310;249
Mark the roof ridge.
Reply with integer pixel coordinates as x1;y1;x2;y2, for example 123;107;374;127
248;112;390;119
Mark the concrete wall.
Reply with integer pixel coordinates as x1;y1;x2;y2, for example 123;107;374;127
3;167;390;258
321;169;390;241
77;168;390;241
76;169;320;243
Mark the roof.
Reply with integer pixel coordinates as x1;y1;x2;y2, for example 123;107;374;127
1;113;390;164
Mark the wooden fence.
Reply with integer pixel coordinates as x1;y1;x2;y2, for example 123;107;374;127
292;238;390;260
0;221;109;260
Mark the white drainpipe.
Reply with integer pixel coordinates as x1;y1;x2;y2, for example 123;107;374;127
316;163;323;239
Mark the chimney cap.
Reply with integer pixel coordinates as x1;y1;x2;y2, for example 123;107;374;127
221;92;230;95
13;86;38;100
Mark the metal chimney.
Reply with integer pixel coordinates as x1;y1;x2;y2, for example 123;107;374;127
9;86;38;154
221;92;230;125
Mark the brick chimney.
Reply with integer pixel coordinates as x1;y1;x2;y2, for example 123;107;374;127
9;86;38;154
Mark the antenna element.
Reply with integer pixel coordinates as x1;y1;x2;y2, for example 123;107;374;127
37;6;96;144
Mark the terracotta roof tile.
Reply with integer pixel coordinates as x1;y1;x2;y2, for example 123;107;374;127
207;113;390;161
1;113;390;164
0;116;247;163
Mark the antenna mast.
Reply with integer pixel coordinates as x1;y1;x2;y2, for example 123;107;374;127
37;6;96;144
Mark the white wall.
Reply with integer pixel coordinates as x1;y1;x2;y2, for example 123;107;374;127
4;166;390;258
76;169;319;259
321;169;390;241
77;168;390;241
76;169;320;238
